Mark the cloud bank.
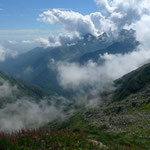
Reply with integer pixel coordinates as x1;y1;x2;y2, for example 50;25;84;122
0;99;65;132
56;46;150;90
0;78;70;132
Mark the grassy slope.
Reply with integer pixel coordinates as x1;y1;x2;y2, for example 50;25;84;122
57;98;150;150
48;62;150;149
113;63;150;101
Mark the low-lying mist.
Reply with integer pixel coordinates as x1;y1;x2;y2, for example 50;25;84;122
0;80;70;132
0;98;67;132
56;47;150;90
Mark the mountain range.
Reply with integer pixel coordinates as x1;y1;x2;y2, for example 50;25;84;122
0;28;150;149
0;29;139;96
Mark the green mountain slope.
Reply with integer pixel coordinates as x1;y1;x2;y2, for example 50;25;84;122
56;96;150;149
1;62;150;150
0;71;52;106
113;63;150;101
48;63;150;149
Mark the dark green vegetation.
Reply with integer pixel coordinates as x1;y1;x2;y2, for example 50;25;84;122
56;98;150;149
0;29;138;96
113;63;150;101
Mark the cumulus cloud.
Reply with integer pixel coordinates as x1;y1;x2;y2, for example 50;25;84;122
37;9;118;37
95;0;113;15
0;44;18;61
36;37;54;48
95;0;150;29
135;15;150;48
38;9;100;36
37;8;117;47
37;0;150;45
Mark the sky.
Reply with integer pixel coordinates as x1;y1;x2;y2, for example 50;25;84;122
0;0;98;40
0;0;150;53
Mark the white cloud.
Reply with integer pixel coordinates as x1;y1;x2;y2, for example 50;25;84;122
36;31;81;48
36;37;55;48
34;8;73;11
95;0;150;29
38;1;150;39
8;40;17;44
0;79;18;98
22;40;35;44
135;15;150;49
0;78;68;132
35;1;150;48
0;44;18;61
56;46;150;90
0;99;65;132
95;0;113;15
38;9;112;36
66;43;76;47
37;9;118;47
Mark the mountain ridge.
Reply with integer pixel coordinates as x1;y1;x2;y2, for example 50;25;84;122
0;29;139;96
0;70;53;106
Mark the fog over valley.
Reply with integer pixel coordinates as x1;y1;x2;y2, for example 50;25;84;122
0;0;150;149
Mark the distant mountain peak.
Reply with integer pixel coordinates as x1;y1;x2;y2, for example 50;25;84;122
83;33;96;41
98;32;108;41
119;29;136;38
